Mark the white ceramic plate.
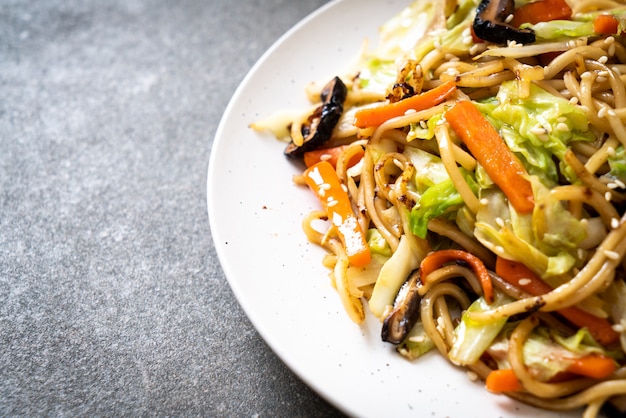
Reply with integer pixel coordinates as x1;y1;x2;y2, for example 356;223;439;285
207;1;580;416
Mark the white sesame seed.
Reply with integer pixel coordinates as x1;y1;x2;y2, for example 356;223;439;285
581;71;593;80
320;153;332;161
612;66;622;75
404;109;417;116
608;146;616;157
608;109;617;117
604;249;621;261
495;217;505;228
505;14;514;23
327;199;338;207
466;371;479;381
615;179;625;188
599;56;609;64
605;191;612;201
612;324;625;333
480;198;489;205
597;76;608;84
569;97;579;105
495;245;505;254
609;44;616;57
556;122;570;132
598;107;608;118
605;36;616;44
341;184;348;193
409;335;425;343
530;126;547;135
612;217;620;229
518;278;531;286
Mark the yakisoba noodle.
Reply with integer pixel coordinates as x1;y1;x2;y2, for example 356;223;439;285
252;0;626;416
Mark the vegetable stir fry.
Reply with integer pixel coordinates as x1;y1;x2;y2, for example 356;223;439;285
252;0;626;415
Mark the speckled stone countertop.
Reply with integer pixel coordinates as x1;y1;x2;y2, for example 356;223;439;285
0;0;345;415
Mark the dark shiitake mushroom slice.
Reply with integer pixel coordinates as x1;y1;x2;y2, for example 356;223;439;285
284;76;347;158
381;269;422;345
473;0;536;45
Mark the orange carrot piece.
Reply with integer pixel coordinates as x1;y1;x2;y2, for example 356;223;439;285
594;14;620;35
353;81;457;129
303;161;371;267
495;257;619;346
567;353;617;379
303;145;363;169
512;0;572;27
486;369;523;393
446;100;535;214
420;249;494;304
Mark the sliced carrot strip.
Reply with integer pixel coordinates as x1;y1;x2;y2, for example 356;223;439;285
495;257;619;346
567;353;617;379
303;144;363;169
353;81;457;129
446;100;535;214
303;161;371;267
420;249;493;304
594;14;620;35
486;369;523;393
512;0;572;27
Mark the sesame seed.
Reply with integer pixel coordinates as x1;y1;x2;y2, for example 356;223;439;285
604;249;620;261
612;324;625;333
495;245;505;253
609;44;616;57
608;109;617;117
404;109;417;116
615;179;626;188
341;184;348;193
613;66;622;75
598;107;608;118
605;36;616;44
612;217;620;229
505;14;514;23
597;76;608;84
581;71;593;80
480;198;489;205
518;278;531;286
569;97;579;105
327;199;338;207
605;191;612;201
530;126;547;135
608;146;616;157
467;371;479;381
495;217;505;228
599;56;609;64
320;153;332;161
556;122;570;132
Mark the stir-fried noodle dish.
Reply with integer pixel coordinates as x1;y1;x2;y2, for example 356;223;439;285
252;0;626;415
